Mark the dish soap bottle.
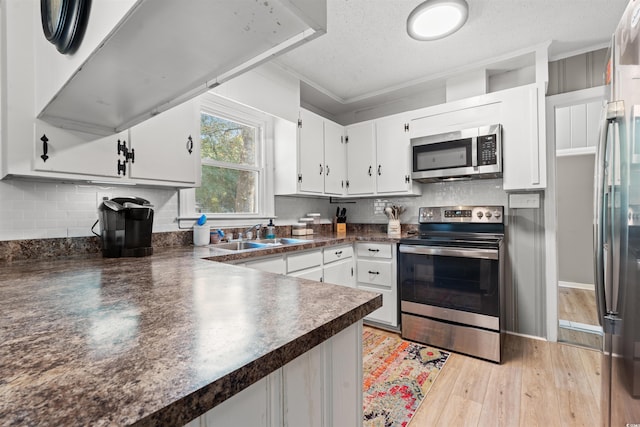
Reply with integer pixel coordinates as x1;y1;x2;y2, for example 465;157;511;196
266;219;276;239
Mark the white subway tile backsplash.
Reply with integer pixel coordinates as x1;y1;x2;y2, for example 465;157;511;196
0;180;181;241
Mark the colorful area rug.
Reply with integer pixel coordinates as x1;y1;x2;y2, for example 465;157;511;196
363;327;449;427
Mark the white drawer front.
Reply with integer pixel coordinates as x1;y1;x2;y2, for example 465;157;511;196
358;284;397;326
287;250;322;273
323;245;353;264
357;259;392;287
356;242;392;259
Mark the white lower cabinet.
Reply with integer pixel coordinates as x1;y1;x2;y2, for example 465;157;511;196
355;242;398;327
191;321;363;427
288;266;323;281
244;255;286;275
323;245;354;288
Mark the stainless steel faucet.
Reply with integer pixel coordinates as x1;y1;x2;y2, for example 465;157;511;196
244;223;262;240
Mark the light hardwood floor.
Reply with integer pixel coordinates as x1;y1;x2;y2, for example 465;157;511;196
367;327;602;427
558;286;598;325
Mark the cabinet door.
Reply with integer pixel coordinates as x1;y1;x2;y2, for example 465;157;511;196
358;284;397;326
323;258;354;288
375;114;411;193
500;84;546;190
33;120;125;178
128;99;200;184
298;109;325;193
323;119;346;195
345;121;376;195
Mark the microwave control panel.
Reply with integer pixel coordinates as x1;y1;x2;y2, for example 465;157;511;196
477;134;498;165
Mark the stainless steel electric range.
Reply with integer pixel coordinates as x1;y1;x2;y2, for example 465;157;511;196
398;205;505;363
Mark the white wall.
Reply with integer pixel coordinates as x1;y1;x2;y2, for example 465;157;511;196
0;180;179;241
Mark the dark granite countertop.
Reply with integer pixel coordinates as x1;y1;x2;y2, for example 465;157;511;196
0;242;382;426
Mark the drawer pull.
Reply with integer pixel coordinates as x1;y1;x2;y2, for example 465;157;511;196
368;248;380;253
335;250;342;256
368;270;380;275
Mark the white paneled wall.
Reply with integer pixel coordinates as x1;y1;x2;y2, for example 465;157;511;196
0;179;180;241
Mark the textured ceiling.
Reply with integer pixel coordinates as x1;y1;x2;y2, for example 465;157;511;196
275;0;628;116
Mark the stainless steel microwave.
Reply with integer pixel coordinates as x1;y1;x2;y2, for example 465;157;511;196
411;124;502;183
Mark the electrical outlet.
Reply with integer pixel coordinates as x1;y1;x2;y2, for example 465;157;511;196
96;192;112;208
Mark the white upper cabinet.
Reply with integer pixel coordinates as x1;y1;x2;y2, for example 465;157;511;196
298;109;326;194
32;123;127;179
375;113;415;194
37;0;327;135
409;83;546;191
345;121;376;195
324;120;347;195
128;100;201;185
275;108;346;197
28;100;201;186
345;116;420;197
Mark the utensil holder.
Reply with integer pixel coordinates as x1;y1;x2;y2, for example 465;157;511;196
387;219;401;238
193;224;210;246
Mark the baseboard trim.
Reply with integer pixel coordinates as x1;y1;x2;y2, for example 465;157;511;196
558;280;594;290
505;331;547;342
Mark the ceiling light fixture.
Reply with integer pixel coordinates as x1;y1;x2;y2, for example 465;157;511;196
407;0;468;41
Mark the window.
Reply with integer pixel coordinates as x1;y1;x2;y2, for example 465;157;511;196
198;113;260;214
179;93;274;223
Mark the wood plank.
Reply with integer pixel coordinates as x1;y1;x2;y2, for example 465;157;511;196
477;334;524;427
411;352;463;426
549;342;599;425
519;339;562;427
577;345;601;404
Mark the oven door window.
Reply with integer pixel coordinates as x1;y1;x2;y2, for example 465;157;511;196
399;250;499;317
412;138;472;172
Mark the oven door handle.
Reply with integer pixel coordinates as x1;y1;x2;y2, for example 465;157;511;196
399;244;499;260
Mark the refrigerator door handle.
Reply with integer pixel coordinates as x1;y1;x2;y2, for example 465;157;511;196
594;105;609;326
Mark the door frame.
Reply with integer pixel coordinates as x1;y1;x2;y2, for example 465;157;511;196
544;85;605;342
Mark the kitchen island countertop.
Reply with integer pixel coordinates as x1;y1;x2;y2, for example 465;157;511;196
0;244;381;426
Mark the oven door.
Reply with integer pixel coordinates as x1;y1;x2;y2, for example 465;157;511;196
398;244;500;318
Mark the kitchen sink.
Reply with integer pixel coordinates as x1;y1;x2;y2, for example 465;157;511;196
254;238;312;245
213;241;268;251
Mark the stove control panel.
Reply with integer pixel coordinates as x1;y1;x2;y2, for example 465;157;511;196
419;206;504;224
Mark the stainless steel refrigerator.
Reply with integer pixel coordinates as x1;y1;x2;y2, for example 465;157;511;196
596;1;640;424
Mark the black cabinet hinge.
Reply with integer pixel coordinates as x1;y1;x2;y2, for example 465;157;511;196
117;139;134;163
117;159;127;176
298;119;302;128
298;174;302;183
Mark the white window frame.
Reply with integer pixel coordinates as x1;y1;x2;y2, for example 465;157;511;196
179;93;275;227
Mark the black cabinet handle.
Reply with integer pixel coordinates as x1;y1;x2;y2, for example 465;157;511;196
326;165;330;176
319;163;323;175
378;165;382;176
368;248;380;252
368;166;372;176
335;250;342;256
40;134;49;162
187;135;193;154
368;270;380;275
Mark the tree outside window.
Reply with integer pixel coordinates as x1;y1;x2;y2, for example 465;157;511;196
197;113;261;214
